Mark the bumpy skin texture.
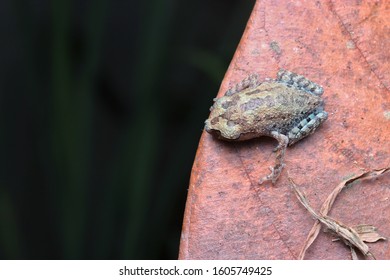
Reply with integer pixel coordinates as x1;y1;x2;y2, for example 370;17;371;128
204;69;328;184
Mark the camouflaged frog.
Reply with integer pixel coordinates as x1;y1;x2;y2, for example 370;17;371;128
204;69;328;184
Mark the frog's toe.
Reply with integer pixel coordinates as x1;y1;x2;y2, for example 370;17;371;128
258;170;273;185
258;165;284;185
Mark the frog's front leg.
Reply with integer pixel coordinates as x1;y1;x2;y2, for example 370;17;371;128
225;74;260;96
259;131;289;185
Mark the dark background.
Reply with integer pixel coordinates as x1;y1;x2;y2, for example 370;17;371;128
0;0;254;259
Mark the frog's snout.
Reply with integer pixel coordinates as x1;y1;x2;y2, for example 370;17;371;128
204;120;221;138
204;119;211;132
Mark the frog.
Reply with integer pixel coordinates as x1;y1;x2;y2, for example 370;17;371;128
204;69;328;184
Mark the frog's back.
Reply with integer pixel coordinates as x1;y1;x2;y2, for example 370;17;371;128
233;81;324;136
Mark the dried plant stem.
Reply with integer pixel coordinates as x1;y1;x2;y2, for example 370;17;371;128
289;167;389;259
290;180;375;259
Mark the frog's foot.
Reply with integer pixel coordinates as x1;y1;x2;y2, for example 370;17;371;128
288;110;328;146
259;164;285;185
277;69;323;96
259;131;288;185
225;73;260;96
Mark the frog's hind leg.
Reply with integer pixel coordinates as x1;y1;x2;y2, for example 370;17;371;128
259;131;289;185
225;73;260;96
288;110;328;146
277;69;323;96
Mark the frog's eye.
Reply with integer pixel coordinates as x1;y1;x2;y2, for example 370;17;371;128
221;101;233;109
205;127;221;138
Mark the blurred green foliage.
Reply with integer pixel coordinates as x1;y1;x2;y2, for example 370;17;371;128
0;0;254;259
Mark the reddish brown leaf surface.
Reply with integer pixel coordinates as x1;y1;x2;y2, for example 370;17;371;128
179;0;390;259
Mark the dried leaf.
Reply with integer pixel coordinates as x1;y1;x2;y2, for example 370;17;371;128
291;167;390;260
319;168;390;216
290;179;375;259
353;224;387;243
332;225;386;243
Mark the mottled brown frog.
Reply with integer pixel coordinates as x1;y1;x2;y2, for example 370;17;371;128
205;69;328;184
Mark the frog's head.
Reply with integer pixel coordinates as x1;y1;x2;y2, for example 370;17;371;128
204;96;243;140
205;116;242;141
